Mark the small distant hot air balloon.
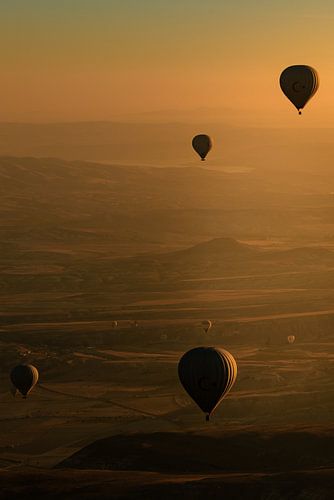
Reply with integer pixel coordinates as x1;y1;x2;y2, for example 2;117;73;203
178;347;237;421
280;65;319;114
201;320;212;334
192;134;212;161
111;321;118;329
10;364;39;399
287;335;296;344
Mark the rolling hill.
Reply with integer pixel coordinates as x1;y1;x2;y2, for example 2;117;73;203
1;155;334;263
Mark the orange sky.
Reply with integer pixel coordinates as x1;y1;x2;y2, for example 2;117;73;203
1;2;334;125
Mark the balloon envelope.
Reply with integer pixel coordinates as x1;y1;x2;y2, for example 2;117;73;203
280;65;319;114
287;335;296;344
10;364;39;398
178;346;237;420
192;134;212;160
201;320;212;334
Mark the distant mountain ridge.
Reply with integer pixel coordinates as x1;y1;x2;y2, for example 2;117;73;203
138;237;334;266
166;237;255;259
0;120;333;169
1;155;334;264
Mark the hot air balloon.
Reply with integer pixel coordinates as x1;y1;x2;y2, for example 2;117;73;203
287;335;296;344
178;347;237;421
280;65;319;114
10;364;39;399
201;320;212;334
192;134;212;161
111;321;118;329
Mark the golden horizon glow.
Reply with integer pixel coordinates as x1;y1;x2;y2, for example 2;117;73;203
1;1;334;125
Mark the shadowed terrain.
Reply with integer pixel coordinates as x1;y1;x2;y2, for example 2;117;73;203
1;156;334;498
59;430;334;473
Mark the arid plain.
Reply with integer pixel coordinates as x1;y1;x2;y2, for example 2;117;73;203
1;151;334;498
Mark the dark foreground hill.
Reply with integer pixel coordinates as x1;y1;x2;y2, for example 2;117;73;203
0;467;333;500
59;429;334;474
1;428;333;499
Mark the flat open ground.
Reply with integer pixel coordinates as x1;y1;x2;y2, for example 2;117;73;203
2;157;334;497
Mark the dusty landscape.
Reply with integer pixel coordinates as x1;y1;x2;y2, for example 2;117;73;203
2;1;334;497
0;155;334;497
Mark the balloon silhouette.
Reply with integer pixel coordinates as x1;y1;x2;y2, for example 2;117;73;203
192;134;212;161
201;320;212;334
178;347;237;421
280;65;319;114
10;364;39;399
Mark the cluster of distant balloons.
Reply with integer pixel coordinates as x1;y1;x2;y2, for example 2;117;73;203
9;322;297;421
11;67;311;418
192;65;319;161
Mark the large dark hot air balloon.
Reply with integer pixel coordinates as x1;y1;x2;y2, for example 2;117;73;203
280;65;319;114
178;347;237;421
10;364;39;399
192;134;212;161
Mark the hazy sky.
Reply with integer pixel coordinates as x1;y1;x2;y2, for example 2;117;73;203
1;1;334;124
